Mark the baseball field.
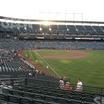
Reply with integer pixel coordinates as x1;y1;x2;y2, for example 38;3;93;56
22;49;104;88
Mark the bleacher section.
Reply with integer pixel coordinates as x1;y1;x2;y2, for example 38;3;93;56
1;16;104;40
0;47;103;104
0;16;104;104
0;78;103;104
0;49;35;78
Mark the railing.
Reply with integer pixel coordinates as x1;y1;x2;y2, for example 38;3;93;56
0;77;104;94
0;77;104;104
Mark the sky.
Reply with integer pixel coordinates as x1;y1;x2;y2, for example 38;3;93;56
0;0;104;21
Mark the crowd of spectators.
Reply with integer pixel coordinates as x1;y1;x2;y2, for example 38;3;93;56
0;81;13;94
1;38;104;50
59;77;83;92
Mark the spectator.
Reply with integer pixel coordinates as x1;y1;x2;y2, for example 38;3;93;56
75;79;83;92
0;81;9;94
28;72;32;77
0;82;8;89
35;69;39;74
64;81;72;91
35;69;39;78
59;78;64;89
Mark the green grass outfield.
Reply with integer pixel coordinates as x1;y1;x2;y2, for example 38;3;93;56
23;49;104;88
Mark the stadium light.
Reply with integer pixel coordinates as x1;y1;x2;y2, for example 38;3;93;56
67;28;69;31
49;27;52;31
39;27;42;31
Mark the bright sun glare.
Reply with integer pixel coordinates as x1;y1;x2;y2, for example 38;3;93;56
41;21;51;26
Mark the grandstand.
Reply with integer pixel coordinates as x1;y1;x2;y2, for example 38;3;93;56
0;16;104;104
1;16;104;41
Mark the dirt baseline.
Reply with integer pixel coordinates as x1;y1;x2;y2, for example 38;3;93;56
40;50;88;59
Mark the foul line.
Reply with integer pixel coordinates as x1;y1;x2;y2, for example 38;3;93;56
34;50;60;78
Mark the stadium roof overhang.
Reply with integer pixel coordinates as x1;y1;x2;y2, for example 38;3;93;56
0;16;104;26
